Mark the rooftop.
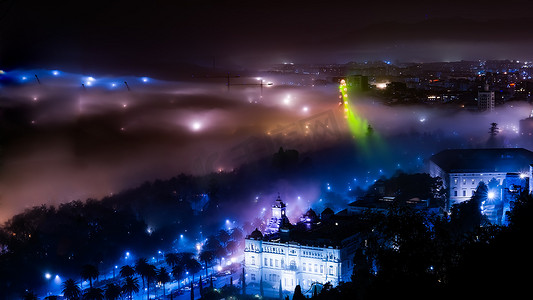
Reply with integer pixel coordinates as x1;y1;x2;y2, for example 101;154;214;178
430;148;533;173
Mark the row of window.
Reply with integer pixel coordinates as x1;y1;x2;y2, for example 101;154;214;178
453;177;502;186
250;256;335;275
453;189;475;197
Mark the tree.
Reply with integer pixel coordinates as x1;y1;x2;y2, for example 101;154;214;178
217;229;231;246
487;122;500;147
62;278;82;300
156;267;171;297
489;122;499;137
190;280;194;300
199;275;204;297
241;267;246;295
83;287;104;300
120;265;135;278
144;264;157;300
172;264;185;289
104;283;121;300
199;249;215;277
292;285;305;300
165;252;180;267
184;257;202;282
81;264;99;288
279;279;283;300
121;277;140;300
22;291;38;300
134;258;150;289
259;276;264;297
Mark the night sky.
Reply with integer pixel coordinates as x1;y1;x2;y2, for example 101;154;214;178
2;0;533;74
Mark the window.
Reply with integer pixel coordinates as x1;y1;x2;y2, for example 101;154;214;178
270;258;273;267
251;274;256;281
251;256;255;265
303;263;306;271
472;179;475;185
454;190;458;197
462;179;466;185
463;190;466;197
265;258;268;266
314;264;318;272
275;259;279;267
329;266;334;275
281;259;285;268
320;265;324;273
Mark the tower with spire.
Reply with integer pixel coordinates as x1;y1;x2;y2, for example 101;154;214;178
265;194;289;235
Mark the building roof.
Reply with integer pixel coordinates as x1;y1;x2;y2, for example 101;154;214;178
430;148;533;173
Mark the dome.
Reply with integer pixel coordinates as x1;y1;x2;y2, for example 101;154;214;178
249;228;263;240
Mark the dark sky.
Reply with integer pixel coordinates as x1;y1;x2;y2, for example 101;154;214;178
2;0;533;74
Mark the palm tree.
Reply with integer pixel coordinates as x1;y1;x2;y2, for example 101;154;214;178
172;264;185;289
185;257;202;283
199;249;215;277
62;278;82;300
104;283;121;300
121;277;140;300
134;258;149;289
144;264;157;300
81;264;99;288
120;265;135;278
164;252;180;267
156;267;171;297
83;287;104;300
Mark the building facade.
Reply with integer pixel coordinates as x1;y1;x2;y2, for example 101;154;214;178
429;148;533;221
243;197;359;295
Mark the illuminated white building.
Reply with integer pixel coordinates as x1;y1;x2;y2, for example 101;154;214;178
429;148;533;211
243;197;360;295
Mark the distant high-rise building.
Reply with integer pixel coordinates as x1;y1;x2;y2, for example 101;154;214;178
519;110;533;136
478;83;495;111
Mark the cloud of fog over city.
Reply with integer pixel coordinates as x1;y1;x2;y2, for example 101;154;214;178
1;69;533;223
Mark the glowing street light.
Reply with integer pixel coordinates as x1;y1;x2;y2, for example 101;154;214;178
487;191;495;200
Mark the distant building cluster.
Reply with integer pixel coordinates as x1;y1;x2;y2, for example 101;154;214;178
266;59;533;109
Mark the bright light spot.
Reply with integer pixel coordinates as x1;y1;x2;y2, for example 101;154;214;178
111;83;117;87
33;97;38;101
123;103;128;108
141;77;149;82
376;83;387;89
180;234;184;238
217;266;222;272
21;76;27;81
520;173;527;179
488;191;495;199
52;70;59;76
419;118;426;123
302;106;309;112
88;77;95;82
191;122;202;131
45;273;51;279
126;252;130;256
196;243;202;252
